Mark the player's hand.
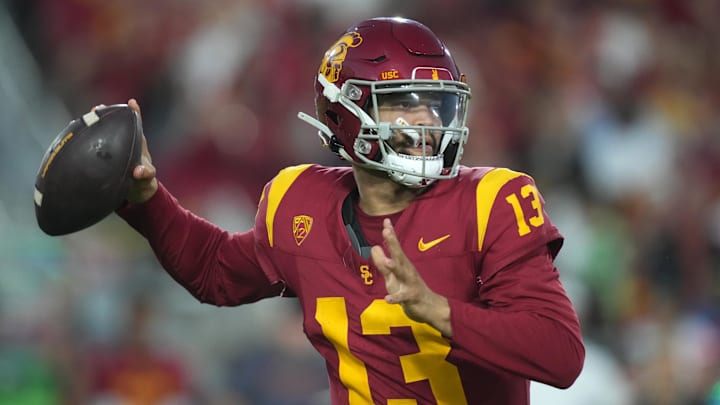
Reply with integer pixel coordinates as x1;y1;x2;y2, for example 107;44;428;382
90;99;157;204
93;99;159;204
371;218;453;337
125;99;158;204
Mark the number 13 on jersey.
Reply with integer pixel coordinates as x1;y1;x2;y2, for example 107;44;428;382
506;184;545;236
316;298;468;405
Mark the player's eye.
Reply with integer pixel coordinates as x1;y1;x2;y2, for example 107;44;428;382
378;93;419;108
382;93;444;109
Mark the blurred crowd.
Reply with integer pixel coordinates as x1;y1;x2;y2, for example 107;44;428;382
1;0;719;404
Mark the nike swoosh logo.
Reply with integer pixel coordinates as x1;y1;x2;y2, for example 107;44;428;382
418;234;451;252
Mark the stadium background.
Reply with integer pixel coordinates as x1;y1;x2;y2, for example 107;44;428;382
0;0;718;404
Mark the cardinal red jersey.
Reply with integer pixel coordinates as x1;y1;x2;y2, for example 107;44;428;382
119;164;584;405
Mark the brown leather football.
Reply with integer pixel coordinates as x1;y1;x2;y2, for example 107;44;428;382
34;104;142;236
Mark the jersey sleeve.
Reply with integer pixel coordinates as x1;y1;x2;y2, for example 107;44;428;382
448;246;585;388
474;168;563;282
252;164;313;293
117;182;283;306
443;168;583;388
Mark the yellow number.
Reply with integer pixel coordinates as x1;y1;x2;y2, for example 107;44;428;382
522;184;545;227
361;300;467;404
505;184;545;236
506;193;530;236
316;298;468;405
316;298;373;404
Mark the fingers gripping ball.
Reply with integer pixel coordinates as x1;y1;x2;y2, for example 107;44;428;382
34;104;142;236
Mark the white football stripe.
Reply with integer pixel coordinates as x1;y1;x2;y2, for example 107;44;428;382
82;110;100;126
34;188;43;206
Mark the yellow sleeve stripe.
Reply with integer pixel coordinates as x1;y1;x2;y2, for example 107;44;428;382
476;168;524;252
266;164;312;247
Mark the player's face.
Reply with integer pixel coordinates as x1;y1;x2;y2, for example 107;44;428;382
376;92;444;157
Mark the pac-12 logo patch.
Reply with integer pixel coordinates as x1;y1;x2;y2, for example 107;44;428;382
293;215;313;246
319;31;362;83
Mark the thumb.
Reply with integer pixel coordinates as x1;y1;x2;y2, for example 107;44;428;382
133;163;156;180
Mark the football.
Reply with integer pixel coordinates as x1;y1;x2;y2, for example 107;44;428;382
34;104;142;236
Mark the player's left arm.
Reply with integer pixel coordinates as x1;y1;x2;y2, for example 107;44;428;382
372;170;585;388
447;245;585;389
447;171;584;388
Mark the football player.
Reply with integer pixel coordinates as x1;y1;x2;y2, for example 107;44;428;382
118;16;584;405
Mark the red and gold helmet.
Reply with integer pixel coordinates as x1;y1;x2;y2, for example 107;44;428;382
298;17;471;187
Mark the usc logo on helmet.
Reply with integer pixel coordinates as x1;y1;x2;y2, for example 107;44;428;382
319;32;362;83
380;70;399;80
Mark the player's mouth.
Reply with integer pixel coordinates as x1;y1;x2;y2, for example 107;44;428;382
398;143;434;156
394;130;437;157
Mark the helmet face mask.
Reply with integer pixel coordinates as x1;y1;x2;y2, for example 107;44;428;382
298;17;471;187
356;78;470;187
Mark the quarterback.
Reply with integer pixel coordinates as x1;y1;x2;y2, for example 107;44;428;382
118;17;584;405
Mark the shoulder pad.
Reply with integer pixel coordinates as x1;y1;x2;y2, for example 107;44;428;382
474;168;527;251
260;164;313;247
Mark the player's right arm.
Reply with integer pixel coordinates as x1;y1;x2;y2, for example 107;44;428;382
117;99;283;306
119;183;283;305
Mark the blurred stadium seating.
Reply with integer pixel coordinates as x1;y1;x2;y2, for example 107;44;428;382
1;1;718;404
